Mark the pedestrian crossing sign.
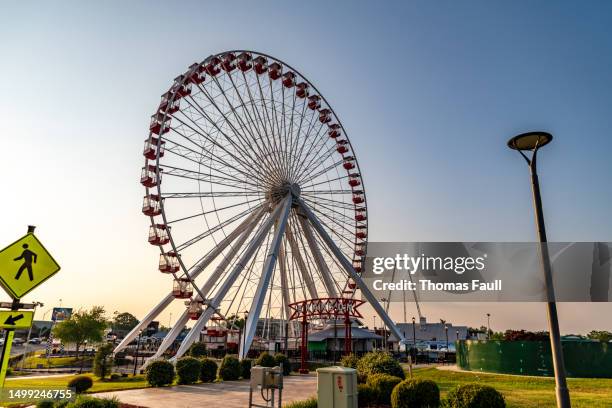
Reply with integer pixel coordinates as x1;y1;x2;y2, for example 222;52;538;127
0;233;60;299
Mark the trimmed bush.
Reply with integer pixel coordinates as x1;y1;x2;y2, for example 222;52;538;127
255;351;276;367
218;355;241;381
357;383;376;407
188;342;208;358
67;375;93;394
240;358;252;379
200;358;218;382
109;373;120;381
340;353;359;369
274;353;291;375
391;379;440;408
357;351;405;380
283;396;317;408
445;384;505;408
176;356;202;384
367;373;402;406
69;395;120;408
145;359;175;387
35;401;55;408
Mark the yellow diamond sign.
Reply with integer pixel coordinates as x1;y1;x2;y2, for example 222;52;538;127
0;233;60;299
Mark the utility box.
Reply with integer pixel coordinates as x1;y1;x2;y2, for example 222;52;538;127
317;366;357;408
251;365;283;388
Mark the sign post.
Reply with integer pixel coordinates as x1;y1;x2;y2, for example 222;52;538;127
0;226;60;390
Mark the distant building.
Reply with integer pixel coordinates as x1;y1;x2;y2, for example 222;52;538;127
308;320;382;353
394;316;469;344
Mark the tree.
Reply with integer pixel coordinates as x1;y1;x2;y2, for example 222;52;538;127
93;343;114;379
52;306;108;372
112;312;139;334
587;330;612;343
188;342;207;358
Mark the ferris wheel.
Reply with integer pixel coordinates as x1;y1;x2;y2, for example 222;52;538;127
114;51;403;361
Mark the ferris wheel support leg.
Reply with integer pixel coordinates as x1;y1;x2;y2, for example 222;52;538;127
286;223;319;299
143;312;191;366
298;215;339;297
240;196;292;359
170;211;266;360
112;205;264;355
297;199;406;344
278;241;292;339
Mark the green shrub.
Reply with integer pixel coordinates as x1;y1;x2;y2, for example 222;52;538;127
240;358;252;379
274;353;291;375
283;396;317;408
391;379;440;408
55;401;70;408
340;353;359;369
69;395;120;408
367;373;403;406
200;358;218;382
93;343;114;379
35;401;55;408
358;383;376;407
255;351;276;367
357;351;405;380
145;359;175;387
109;373;120;380
176;356;201;384
188;342;207;358
218;355;241;381
445;384;505;408
67;375;93;394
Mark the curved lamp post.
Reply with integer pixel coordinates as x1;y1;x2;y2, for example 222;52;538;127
508;131;571;408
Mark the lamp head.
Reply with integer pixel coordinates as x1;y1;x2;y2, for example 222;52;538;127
507;131;553;151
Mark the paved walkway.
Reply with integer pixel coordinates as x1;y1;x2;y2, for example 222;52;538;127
97;375;317;408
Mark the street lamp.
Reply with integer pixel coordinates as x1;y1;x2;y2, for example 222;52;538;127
412;317;416;362
133;330;142;376
486;313;491;340
445;325;449;351
508;131;570;408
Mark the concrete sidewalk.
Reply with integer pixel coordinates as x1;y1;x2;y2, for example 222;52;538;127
97;375;317;408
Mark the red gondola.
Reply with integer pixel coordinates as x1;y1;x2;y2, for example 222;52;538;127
159;251;180;273
352;192;364;204
149;224;170;246
187;300;203;319
188;63;206;84
353;261;362;273
142;194;161;216
355;207;367;222
269;62;282;80
150;113;170;135
143;136;166;160
141;165;161;187
356;231;367;239
282;72;296;88
319;108;332;124
237;52;252;72
159;92;179;114
328;123;341;138
172;75;192;98
343;156;355;170
296;82;308;98
221;53;237;72
308;95;321;110
253;56;268;74
172;278;193;299
348;174;361;187
205;57;221;76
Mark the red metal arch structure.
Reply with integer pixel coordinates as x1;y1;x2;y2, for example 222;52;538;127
289;297;365;374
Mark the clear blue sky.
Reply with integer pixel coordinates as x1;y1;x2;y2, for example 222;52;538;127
1;1;611;332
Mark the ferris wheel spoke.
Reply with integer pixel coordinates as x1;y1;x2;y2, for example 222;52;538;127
166;123;265;188
206;76;283;182
188;82;272;179
286;96;308;181
301;189;354;195
285;220;318;299
255;75;286;178
175;205;260;252
298;158;344;187
292;124;331;181
166;198;263;225
301;174;349;189
169;113;269;186
295;137;337;183
289;110;323;180
162;164;260;191
297;216;338;297
301;194;355;212
162;191;264;199
300;203;356;249
240;72;287;181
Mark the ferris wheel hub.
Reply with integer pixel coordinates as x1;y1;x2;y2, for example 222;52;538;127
265;182;301;204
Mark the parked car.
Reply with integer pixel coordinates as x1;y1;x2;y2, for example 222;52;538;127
12;338;25;345
28;338;42;344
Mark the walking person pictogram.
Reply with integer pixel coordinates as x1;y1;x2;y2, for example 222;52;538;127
14;244;37;281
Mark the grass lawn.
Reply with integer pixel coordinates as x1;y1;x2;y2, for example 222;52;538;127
412;367;612;408
5;373;150;394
